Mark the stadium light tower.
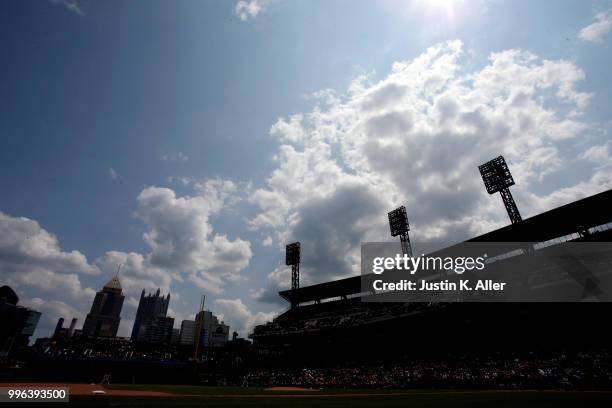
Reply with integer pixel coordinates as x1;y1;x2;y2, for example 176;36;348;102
478;155;522;224
286;242;301;291
388;206;413;257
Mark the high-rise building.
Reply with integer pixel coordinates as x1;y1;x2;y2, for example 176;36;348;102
141;316;174;344
131;288;171;342
67;318;77;337
194;310;229;350
179;320;195;345
0;285;41;356
53;317;78;339
171;328;181;344
53;317;65;337
82;276;124;338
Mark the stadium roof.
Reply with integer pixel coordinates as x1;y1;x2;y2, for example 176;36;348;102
279;275;361;304
279;188;612;306
467;188;612;243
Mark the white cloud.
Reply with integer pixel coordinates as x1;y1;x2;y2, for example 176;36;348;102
94;179;252;297
94;251;172;296
255;264;291;303
93;180;253;335
167;176;196;186
579;143;611;164
0;212;101;338
235;0;270;21
50;0;83;16
270;114;305;143
0;212;99;277
579;9;612;42
250;40;609;303
10;270;96;306
214;298;276;337
135;186;251;290
248;287;265;299
162;152;189;162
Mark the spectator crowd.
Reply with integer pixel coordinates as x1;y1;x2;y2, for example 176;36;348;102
244;351;612;390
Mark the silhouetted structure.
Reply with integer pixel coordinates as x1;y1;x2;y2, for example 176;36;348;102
131;288;170;342
82;276;124;338
0;285;18;305
53;317;78;340
0;285;41;356
195;310;229;350
388;205;412;256
171;328;180;344
253;188;612;364
286;242;301;294
179;320;196;345
479;155;522;224
194;295;206;359
67;317;77;337
141;316;174;344
54;317;65;337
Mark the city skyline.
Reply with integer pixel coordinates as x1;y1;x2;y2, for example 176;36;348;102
46;275;231;347
1;0;612;340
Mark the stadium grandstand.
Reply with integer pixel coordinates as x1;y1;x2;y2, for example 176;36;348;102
250;188;612;366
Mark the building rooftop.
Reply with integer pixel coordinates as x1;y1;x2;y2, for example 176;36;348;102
104;276;122;291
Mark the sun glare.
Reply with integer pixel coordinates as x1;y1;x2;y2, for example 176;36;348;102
419;0;460;19
383;0;467;25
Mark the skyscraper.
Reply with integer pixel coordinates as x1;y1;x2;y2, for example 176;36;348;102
53;317;65;337
82;276;124;338
141;316;174;344
194;310;229;353
0;285;41;356
179;320;195;345
131;288;171;342
171;328;181;345
52;317;78;339
67;318;77;337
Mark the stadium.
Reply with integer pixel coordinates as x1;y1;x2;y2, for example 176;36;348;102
4;186;612;406
2;156;612;406
248;187;612;369
2;2;612;407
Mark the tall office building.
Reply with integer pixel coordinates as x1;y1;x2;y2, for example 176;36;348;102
53;317;65;337
179;320;196;345
53;317;78;339
170;328;181;345
0;286;41;356
82;276;124;338
195;310;229;350
67;318;78;337
141;316;175;344
131;288;171;342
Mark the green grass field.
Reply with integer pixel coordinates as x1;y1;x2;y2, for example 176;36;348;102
57;385;612;408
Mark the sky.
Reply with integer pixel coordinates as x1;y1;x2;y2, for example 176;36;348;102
1;0;612;340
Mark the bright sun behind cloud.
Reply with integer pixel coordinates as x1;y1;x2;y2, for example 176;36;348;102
414;0;462;20
381;0;476;26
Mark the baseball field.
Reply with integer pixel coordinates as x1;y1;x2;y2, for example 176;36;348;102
8;384;612;407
